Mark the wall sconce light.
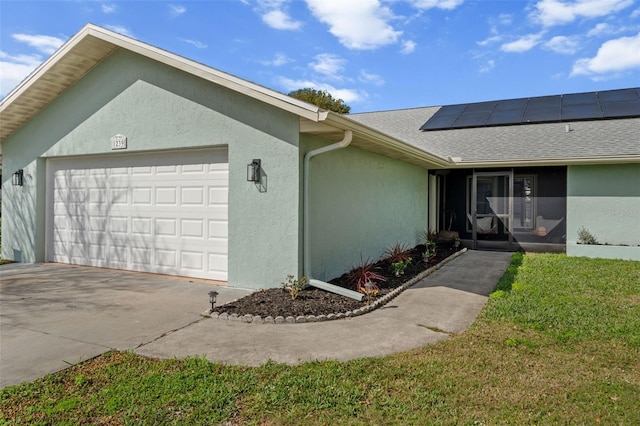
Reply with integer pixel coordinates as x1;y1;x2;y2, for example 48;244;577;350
247;159;261;182
12;169;24;186
208;291;218;311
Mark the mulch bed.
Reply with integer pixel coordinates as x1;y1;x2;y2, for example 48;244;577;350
215;243;458;318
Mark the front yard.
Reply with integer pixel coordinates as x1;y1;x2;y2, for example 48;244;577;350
1;253;639;424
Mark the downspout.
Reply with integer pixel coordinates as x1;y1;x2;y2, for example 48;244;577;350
303;129;363;301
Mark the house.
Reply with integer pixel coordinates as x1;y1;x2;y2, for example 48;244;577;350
350;95;640;260
1;25;638;292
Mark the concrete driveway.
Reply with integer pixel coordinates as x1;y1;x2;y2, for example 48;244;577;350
0;263;249;388
1;250;513;389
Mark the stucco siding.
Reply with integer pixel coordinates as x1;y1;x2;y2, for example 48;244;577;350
566;164;640;260
1;48;301;289
303;135;428;282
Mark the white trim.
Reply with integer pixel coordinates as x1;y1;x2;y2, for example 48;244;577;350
451;155;640;168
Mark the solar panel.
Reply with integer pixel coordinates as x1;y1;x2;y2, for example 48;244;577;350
493;98;527;111
561;104;603;120
420;114;458;130
464;101;497;113
527;95;561;108
601;99;640;118
419;88;640;131
485;109;524;125
435;104;467;116
598;88;638;103
562;92;599;106
452;111;491;127
522;106;560;123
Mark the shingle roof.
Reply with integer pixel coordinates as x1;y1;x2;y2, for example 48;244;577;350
349;106;640;165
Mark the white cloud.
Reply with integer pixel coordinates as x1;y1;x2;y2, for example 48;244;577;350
477;35;502;47
277;76;364;103
181;38;207;49
479;59;495;73
170;4;186;16
500;33;543;52
0;51;42;96
256;0;302;30
359;70;385;86
104;25;133;37
310;53;346;78
305;0;401;50
11;33;65;55
571;32;640;76
587;23;612;37
532;0;634;27
101;3;117;14
400;40;416;54
410;0;464;10
544;35;579;54
586;22;634;37
262;9;302;30
261;52;293;66
498;13;513;26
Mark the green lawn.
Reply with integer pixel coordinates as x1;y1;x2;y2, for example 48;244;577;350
1;253;639;425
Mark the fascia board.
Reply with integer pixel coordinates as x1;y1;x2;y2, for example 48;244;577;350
323;112;451;168
450;155;640;168
1;24;323;123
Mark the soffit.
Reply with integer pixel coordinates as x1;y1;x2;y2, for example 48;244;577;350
0;36;116;142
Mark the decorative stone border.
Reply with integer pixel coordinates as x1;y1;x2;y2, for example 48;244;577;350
204;248;468;324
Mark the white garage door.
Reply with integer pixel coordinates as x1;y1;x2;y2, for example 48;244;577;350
47;149;228;281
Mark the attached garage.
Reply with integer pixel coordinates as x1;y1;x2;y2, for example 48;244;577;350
1;24;446;290
46;149;229;281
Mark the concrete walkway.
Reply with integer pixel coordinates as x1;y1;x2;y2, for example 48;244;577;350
136;250;513;365
1;250;512;388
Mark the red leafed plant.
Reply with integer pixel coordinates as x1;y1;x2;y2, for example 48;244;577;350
345;256;387;292
384;242;412;263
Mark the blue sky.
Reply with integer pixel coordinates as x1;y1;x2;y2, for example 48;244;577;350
1;0;639;112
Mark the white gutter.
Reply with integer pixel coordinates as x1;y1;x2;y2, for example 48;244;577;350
303;129;364;301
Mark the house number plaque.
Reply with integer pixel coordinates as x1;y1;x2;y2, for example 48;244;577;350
111;134;127;150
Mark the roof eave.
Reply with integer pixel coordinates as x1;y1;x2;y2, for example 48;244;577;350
318;112;451;168
449;155;640;168
0;24;324;144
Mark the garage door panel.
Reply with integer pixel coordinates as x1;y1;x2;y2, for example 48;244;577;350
131;217;151;235
208;220;228;238
181;219;204;238
182;164;205;173
48;149;228;281
132;188;152;205
181;251;204;270
180;187;205;206
156;187;177;205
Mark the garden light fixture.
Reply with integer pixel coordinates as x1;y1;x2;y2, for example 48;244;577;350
12;169;24;186
208;291;219;311
247;159;261;182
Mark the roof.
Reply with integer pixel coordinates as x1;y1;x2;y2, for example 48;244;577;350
1;24;637;168
0;24;324;143
350;105;640;166
0;24;448;168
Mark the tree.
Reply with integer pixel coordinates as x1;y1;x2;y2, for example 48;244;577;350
287;88;351;114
